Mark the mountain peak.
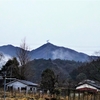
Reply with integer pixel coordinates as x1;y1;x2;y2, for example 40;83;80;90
30;43;90;62
0;43;94;62
43;42;57;47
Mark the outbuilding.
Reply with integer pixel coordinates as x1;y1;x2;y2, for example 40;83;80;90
76;79;100;93
6;79;38;94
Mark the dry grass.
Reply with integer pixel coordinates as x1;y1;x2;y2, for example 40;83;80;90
0;88;100;100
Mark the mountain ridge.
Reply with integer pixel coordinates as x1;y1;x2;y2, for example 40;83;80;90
0;42;93;62
31;42;89;62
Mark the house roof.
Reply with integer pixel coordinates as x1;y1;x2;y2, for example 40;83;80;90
77;79;100;89
6;79;38;87
18;80;38;86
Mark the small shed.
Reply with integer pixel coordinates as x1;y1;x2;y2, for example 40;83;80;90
6;79;38;93
76;79;100;92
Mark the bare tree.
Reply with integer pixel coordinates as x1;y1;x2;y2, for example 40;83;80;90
0;53;4;61
17;38;30;66
17;38;31;79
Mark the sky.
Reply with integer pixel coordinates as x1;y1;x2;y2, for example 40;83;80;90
0;0;100;55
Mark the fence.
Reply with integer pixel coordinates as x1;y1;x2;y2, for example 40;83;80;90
0;88;100;100
60;89;100;100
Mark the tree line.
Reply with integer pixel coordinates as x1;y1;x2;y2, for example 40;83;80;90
70;58;100;83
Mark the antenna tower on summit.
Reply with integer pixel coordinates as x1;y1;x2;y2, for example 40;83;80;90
47;40;49;43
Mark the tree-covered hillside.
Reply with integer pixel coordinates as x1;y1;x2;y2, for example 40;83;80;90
25;59;84;83
70;58;100;82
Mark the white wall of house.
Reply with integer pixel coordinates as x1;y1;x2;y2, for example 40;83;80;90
32;87;37;93
25;86;37;94
7;81;27;92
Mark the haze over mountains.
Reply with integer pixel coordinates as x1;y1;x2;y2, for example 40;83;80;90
0;42;92;63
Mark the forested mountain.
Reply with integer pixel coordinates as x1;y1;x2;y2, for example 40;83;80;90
1;44;100;84
0;43;98;83
25;59;85;83
0;43;94;62
30;43;90;62
0;44;20;57
70;58;100;82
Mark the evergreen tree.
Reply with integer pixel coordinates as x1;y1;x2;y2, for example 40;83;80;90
1;57;20;78
40;68;56;94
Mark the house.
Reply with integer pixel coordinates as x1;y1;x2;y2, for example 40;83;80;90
6;79;38;93
76;79;100;92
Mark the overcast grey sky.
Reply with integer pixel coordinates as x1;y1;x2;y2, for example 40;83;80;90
0;0;100;55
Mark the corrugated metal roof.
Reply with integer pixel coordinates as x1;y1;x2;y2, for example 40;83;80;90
19;80;38;86
76;79;100;89
6;79;38;87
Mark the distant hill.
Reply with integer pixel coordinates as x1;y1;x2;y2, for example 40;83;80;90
70;58;100;82
0;42;96;62
0;44;20;57
25;59;85;83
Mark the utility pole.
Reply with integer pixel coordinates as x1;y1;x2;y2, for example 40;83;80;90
3;71;6;100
